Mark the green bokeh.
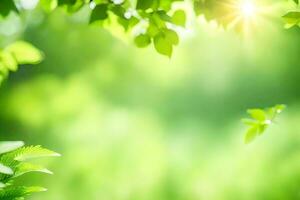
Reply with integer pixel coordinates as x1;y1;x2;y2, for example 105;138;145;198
1;4;300;200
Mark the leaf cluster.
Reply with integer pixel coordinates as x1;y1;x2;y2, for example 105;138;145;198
2;0;187;57
0;141;60;200
1;0;299;57
242;104;286;144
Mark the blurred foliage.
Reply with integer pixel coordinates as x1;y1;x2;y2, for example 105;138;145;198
0;0;300;200
282;0;300;28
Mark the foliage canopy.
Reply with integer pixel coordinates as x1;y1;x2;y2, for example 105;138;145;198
0;0;298;59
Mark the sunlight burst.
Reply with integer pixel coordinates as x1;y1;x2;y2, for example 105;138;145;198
239;1;256;18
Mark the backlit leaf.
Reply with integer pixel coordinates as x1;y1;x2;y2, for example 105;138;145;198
5;41;44;65
172;10;186;27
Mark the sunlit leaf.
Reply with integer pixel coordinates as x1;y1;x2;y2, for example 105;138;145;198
5;41;44;65
14;162;53;178
40;0;58;12
163;28;179;45
0;141;24;154
134;34;151;48
0;163;13;175
0;186;47;199
243;104;286;144
245;126;258;144
0;52;18;71
154;32;173;57
13;146;61;161
247;109;266;121
282;12;300;28
172;10;186;27
0;142;59;199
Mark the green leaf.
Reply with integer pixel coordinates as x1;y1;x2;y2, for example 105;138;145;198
275;104;286;113
172;10;186;27
242;118;256;126
0;163;13;175
163;28;179;45
40;0;58;12
5;41;44;65
147;23;160;37
0;186;46;199
118;15;139;31
243;104;286;144
14;162;53;178
58;0;87;13
154;32;173;57
282;12;300;28
0;141;59;199
89;4;108;24
245;126;258;144
157;10;172;22
13;146;61;161
247;109;266;121
0;141;24;155
258;124;268;135
136;0;155;10
150;13;167;28
134;34;151;48
0;0;18;17
0;52;18;71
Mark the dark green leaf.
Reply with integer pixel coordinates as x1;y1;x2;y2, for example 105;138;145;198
0;0;18;17
136;0;155;10
90;4;109;23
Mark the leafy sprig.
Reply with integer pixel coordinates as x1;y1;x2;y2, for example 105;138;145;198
242;104;286;144
0;141;60;200
88;0;187;57
0;0;299;57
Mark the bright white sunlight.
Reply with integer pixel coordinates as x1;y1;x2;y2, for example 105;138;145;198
239;1;256;18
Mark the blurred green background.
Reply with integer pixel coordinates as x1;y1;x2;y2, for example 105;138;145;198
1;3;300;200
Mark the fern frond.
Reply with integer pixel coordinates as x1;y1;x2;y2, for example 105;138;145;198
12;145;61;162
0;186;46;199
0;141;59;199
0;145;60;169
14;162;53;178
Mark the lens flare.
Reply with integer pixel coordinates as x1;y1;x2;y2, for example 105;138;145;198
240;1;256;18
